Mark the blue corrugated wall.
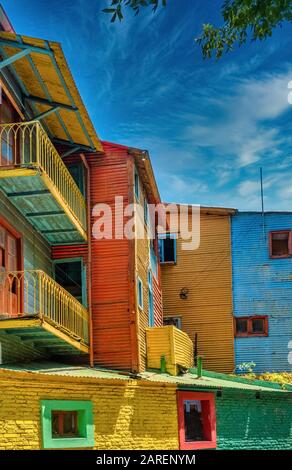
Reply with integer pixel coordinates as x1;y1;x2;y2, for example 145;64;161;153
231;212;292;373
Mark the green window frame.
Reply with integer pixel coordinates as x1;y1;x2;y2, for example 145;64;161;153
41;400;94;449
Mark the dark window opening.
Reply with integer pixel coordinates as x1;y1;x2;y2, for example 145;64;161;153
251;318;265;334
52;411;78;438
164;316;182;329
54;261;83;304
236;318;248;334
184;400;205;442
270;231;292;258
67;164;85;196
159;234;177;263
134;170;139;199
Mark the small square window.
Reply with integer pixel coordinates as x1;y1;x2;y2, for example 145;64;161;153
137;277;143;309
41;400;94;449
270;231;292;258
251;317;265;334
158;234;177;264
178;391;216;450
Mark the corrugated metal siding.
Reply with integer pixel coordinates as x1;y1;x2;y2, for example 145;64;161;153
161;212;234;373
89;145;136;371
146;325;193;375
232;212;292;373
51;244;88;261
135;176;163;371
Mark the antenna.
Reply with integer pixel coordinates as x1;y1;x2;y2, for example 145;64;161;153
260;168;265;239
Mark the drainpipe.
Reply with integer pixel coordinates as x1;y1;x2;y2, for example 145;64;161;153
80;153;94;368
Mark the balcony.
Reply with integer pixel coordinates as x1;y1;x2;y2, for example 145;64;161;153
0;121;87;244
0;270;89;355
146;325;194;376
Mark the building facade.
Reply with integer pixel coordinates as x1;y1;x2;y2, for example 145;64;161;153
232;212;292;373
160;205;235;373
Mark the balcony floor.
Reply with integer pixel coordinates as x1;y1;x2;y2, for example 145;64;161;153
0;316;89;356
0;168;86;244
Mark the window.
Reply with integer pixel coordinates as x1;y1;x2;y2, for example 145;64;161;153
144;198;148;225
270;231;292;258
235;316;268;337
158;233;177;264
67;164;85;196
134;169;140;200
164;316;182;329
0;96;17;165
137;277;143;309
177;391;216;450
54;258;86;306
148;270;154;327
52;411;78;437
41;400;94;449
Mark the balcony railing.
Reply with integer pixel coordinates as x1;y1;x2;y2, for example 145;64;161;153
0;121;87;236
0;270;88;345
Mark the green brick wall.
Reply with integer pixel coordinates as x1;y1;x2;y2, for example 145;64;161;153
216;390;292;449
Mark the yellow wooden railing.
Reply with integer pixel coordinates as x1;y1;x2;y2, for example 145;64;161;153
0;121;87;234
0;270;88;344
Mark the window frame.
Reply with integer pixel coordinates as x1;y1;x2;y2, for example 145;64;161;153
52;410;78;438
137;276;143;310
234;316;269;337
177;391;216;450
53;257;87;307
134;168;140;200
158;233;177;264
41;400;94;449
269;230;292;259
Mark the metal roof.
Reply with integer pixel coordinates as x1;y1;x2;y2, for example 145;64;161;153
0;31;102;152
0;362;290;393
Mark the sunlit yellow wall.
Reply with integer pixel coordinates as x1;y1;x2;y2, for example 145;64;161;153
161;210;235;373
146;325;193;375
0;371;178;450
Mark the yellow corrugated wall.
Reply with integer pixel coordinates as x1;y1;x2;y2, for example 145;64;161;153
161;212;235;373
146;326;193;375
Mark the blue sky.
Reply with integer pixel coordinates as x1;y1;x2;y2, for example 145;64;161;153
2;0;292;210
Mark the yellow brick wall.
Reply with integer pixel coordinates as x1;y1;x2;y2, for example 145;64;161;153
0;371;179;450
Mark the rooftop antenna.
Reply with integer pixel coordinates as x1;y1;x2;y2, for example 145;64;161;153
260;167;265;240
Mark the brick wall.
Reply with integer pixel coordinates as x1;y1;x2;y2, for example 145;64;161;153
0;372;178;450
216;391;292;450
0;371;291;450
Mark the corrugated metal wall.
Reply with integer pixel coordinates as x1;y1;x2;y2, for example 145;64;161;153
88;143;137;371
232;212;292;373
161;211;234;373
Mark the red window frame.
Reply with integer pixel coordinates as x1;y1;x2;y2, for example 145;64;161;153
51;410;78;438
177;391;216;450
234;316;268;337
269;230;292;259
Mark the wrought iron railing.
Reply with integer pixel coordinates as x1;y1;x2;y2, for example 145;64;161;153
0;121;87;234
0;270;88;344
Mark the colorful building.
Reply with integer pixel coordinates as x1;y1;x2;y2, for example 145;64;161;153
0;6;290;451
160;204;235;373
0;362;290;450
232;211;292;373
